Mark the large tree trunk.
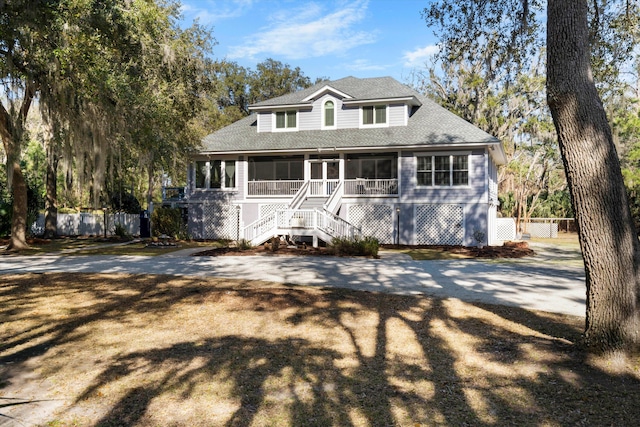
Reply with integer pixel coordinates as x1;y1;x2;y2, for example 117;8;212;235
1;86;34;251
547;0;640;350
7;158;29;250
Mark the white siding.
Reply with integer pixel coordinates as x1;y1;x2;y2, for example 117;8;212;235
389;103;406;127
338;105;360;129
258;112;271;133
299;105;319;131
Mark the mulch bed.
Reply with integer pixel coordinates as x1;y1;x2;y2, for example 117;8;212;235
192;241;534;258
193;245;335;257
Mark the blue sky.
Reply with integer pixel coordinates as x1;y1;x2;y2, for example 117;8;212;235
179;0;438;83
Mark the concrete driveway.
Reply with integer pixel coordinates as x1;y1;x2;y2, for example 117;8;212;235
0;246;586;317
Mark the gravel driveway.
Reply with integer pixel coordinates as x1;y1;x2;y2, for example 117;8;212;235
0;243;586;316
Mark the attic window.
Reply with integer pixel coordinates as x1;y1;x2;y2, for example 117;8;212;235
275;110;297;129
362;105;386;126
323;99;336;129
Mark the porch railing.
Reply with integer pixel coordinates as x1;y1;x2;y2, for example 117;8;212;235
247;178;398;197
248;180;304;196
310;179;340;196
344;179;398;196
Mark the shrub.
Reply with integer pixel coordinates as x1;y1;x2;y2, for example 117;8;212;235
151;207;184;238
113;223;132;239
330;235;379;257
237;239;253;251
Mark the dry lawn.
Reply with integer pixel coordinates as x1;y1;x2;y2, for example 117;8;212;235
1;273;639;426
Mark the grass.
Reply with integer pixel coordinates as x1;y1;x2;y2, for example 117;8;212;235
1;273;638;426
0;237;218;256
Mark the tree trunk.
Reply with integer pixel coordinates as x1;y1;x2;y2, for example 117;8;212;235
43;119;59;239
7;158;29;250
44;154;59;239
547;0;640;350
1;86;33;251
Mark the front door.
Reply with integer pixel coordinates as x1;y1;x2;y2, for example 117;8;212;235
310;160;339;195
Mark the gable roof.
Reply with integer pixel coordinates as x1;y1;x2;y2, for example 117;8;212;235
249;76;419;108
200;76;506;164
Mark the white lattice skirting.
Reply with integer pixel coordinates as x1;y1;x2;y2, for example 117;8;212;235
348;205;393;243
202;202;239;240
260;204;288;217
415;204;464;245
495;218;517;241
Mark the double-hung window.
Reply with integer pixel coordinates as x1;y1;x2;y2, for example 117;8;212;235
275;110;297;130
194;160;237;189
362;105;387;126
416;154;469;186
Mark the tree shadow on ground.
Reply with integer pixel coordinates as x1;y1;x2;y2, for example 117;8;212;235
1;273;639;426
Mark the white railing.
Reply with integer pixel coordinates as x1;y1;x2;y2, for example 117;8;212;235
287;181;310;210
310;179;340;196
316;209;361;240
277;210;316;229
344;179;398;196
324;181;343;214
242;212;277;242
248;179;397;197
242;208;361;245
248;180;305;196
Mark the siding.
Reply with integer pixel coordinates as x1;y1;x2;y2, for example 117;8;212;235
399;149;486;204
299;103;320;131
338;105;360;129
258;112;271;133
256;97;409;132
389;103;406;127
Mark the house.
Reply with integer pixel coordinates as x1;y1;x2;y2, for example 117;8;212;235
167;76;506;246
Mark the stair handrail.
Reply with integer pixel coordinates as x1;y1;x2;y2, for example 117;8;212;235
242;211;277;244
287;180;310;211
315;208;361;240
323;180;343;214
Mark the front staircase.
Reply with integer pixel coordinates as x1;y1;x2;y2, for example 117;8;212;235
242;208;360;247
241;179;358;247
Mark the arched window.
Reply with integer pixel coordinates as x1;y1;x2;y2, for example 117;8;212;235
324;100;335;128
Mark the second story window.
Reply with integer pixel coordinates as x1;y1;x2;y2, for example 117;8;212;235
362;105;387;126
324;100;335;128
275;110;297;129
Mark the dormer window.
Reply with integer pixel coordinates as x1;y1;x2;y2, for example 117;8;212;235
323;99;336;129
362;105;387;126
275;110;297;130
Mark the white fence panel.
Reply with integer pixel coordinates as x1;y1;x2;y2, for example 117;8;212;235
495;218;517;242
33;213;140;236
525;222;558;238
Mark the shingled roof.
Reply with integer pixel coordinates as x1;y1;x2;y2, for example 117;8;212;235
200;76;503;162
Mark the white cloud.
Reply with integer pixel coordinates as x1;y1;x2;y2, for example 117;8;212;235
228;0;376;60
403;44;439;67
180;0;254;24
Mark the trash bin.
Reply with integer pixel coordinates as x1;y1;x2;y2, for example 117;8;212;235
140;210;151;238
